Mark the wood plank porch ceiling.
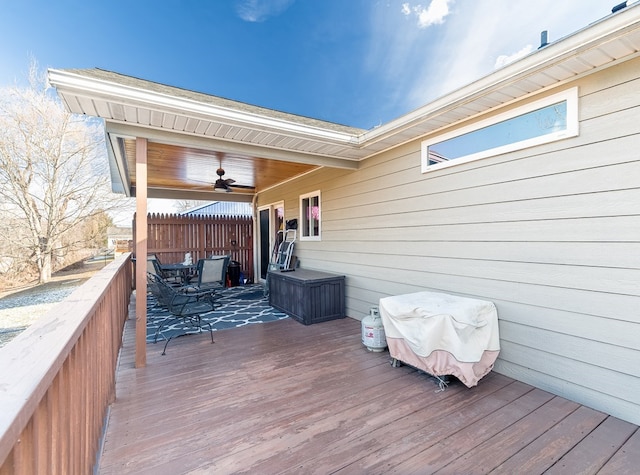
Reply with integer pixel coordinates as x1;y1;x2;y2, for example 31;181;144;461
123;139;318;199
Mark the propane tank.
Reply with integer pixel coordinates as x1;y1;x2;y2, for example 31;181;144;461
362;306;387;352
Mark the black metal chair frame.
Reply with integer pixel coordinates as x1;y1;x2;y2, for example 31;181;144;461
147;273;218;355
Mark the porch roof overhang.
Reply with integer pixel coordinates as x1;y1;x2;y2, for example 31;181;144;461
48;4;640;203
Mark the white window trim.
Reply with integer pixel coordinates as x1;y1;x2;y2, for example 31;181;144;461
421;87;579;173
299;190;321;241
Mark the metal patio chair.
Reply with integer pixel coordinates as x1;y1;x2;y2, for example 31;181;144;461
188;255;231;292
147;273;217;355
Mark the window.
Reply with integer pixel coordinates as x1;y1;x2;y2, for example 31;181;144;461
422;87;579;172
300;191;321;241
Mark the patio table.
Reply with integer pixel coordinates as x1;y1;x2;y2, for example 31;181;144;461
159;262;197;284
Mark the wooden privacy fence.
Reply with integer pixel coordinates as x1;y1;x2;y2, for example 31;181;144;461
133;213;254;282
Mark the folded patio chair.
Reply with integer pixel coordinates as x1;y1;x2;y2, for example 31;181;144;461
186;255;231;292
147;273;217;355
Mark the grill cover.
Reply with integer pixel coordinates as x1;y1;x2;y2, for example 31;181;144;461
379;291;500;387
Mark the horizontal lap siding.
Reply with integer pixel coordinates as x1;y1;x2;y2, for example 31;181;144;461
258;58;640;425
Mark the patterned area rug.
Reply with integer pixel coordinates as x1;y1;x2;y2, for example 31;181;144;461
146;284;288;345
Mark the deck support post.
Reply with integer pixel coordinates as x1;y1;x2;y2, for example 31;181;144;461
135;137;148;368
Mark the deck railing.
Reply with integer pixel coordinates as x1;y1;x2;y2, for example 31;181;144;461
0;254;133;474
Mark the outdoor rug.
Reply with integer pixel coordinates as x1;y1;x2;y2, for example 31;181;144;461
146;284;288;345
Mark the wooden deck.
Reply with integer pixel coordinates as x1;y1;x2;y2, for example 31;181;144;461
98;314;639;474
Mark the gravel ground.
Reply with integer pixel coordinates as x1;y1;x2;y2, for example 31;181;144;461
0;261;107;348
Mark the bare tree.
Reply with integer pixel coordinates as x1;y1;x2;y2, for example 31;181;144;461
0;63;129;283
173;199;211;213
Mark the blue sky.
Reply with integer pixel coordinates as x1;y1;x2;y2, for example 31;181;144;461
0;0;616;130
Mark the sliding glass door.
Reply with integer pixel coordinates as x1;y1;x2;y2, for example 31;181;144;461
258;202;284;280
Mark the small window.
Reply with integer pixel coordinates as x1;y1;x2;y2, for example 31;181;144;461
422;87;579;172
300;191;321;241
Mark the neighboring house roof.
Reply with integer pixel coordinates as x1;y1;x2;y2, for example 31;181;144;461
106;226;132;238
180;201;253;217
48;4;640;201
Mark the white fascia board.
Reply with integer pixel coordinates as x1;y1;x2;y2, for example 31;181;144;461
360;4;640;144
48;69;359;145
47;5;640;155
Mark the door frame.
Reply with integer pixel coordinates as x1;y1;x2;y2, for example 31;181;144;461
257;201;284;282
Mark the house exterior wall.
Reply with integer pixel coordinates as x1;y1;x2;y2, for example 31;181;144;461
257;56;640;425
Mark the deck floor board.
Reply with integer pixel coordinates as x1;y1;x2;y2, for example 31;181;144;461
98;310;638;474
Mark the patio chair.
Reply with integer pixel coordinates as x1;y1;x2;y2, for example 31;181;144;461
147;271;171;308
147;273;217;354
147;255;182;286
188;255;231;292
147;256;158;275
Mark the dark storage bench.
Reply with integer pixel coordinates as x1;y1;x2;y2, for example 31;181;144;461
268;269;345;325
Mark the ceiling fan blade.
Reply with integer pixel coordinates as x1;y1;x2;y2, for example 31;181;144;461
213;179;230;192
189;175;255;192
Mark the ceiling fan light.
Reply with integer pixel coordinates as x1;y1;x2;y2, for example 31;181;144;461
214;158;233;192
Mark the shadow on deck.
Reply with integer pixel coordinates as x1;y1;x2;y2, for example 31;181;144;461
98;295;639;474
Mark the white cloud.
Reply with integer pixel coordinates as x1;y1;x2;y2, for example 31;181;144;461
391;0;611;113
402;0;454;28
495;44;534;69
235;0;295;23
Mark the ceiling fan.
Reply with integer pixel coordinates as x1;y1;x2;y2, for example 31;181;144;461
213;165;235;193
206;154;255;193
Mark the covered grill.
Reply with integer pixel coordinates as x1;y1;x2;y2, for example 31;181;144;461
379;291;500;388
